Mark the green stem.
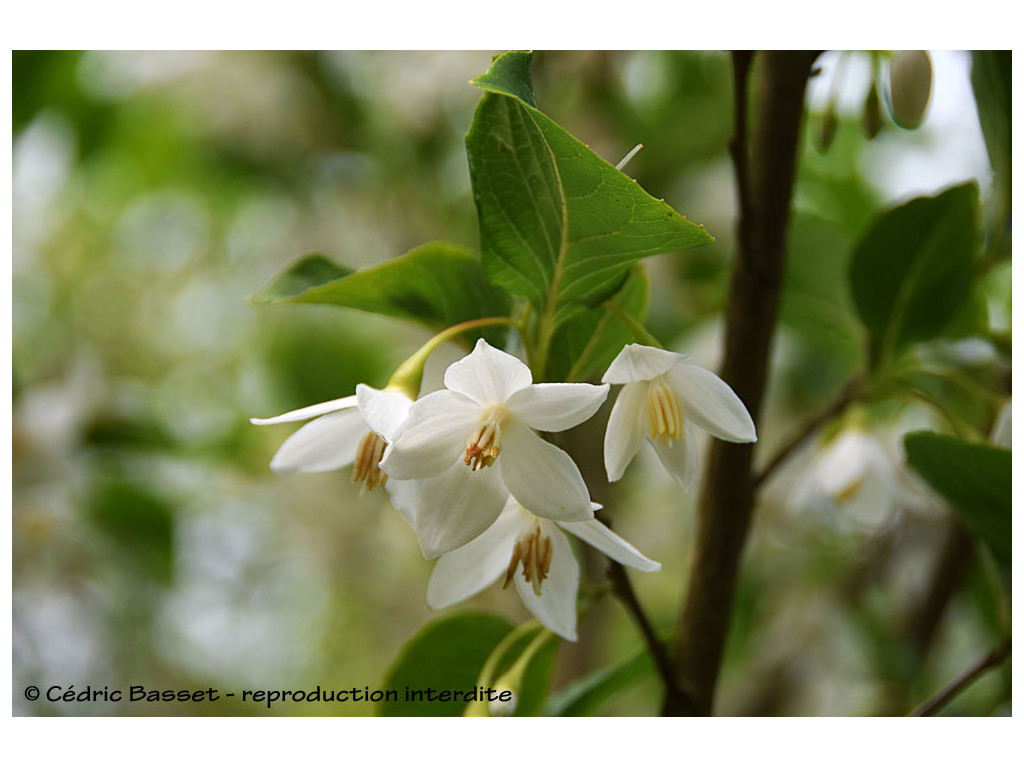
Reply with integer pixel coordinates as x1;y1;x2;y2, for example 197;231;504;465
387;316;519;397
463;620;542;717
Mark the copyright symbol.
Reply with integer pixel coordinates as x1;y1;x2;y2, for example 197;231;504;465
25;686;40;701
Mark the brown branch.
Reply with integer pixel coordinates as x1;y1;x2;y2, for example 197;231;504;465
909;638;1011;716
664;51;821;716
752;373;863;490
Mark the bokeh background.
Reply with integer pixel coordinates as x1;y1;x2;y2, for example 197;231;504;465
12;50;1010;715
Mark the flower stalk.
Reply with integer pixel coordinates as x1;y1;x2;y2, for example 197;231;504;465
386;316;519;398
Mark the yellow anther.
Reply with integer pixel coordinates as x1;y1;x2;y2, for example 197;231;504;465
352;431;388;494
646;378;683;444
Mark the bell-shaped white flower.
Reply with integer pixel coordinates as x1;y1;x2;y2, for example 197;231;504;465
250;385;412;498
791;425;943;530
381;339;609;557
426;497;660;641
602;343;756;490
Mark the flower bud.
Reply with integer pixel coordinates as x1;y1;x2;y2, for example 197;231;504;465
888;50;932;129
488;686;517;717
862;80;883;139
814;104;838;154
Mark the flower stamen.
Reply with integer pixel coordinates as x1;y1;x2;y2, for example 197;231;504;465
503;524;553;596
465;405;506;471
646;378;683;444
352;430;388;494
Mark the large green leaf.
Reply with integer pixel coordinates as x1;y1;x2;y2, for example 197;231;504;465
466;51;712;332
545;645;653;716
848;183;978;369
904;431;1011;569
545;264;648;382
379;613;555;717
252;241;513;346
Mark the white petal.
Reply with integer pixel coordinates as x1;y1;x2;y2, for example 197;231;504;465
380;390;480;479
384;478;419;528
268;408;367;474
667;364;757;443
355;384;413;442
250;395;358;425
558;519;660;572
443;338;533;405
604;381;650;482
505;382;609;432
499;421;593;523
413;461;510;559
514;521;578;641
426;500;525;609
602;344;689;385
651;425;699;490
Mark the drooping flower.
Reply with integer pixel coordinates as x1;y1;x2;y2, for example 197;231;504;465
790;425;943;530
381;339;609;557
250;385;412;498
426;497;660;641
602;343;756;490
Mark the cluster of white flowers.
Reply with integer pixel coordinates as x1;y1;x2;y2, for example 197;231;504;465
252;340;756;640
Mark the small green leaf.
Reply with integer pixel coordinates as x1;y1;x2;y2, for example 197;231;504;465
255;254;352;300
379;613;556;717
849;183;978;369
545;264;648;382
252;241;512;346
469;50;537;108
904;431;1011;569
467;52;712;332
545;646;653;716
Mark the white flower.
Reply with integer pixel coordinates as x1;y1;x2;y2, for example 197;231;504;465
426;497;660;641
381;339;609;557
602;343;756;490
791;426;943;529
250;384;412;499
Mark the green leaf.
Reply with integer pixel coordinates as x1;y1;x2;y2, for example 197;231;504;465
469;50;537;108
904;431;1011;569
849;183;978;369
545;264;648;382
467;52;713;333
971;52;1011;215
545;646;654;716
252;241;513;347
378;613;556;717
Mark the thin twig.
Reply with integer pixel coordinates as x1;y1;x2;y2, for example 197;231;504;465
909;638;1011;716
592;509;683;707
752;373;863;490
606;559;686;711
